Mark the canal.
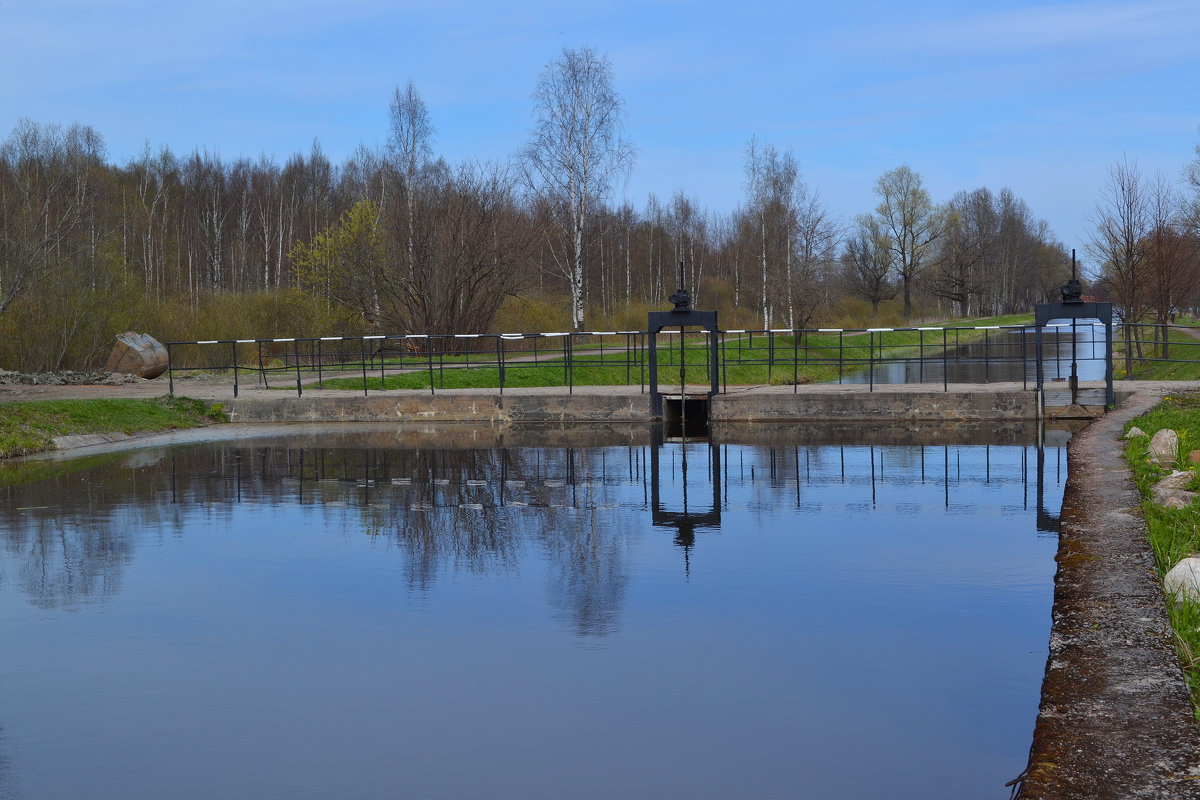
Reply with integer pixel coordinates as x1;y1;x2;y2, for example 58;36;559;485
0;424;1069;799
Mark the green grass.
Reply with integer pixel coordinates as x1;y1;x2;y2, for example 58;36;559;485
1124;393;1200;716
0;396;226;459
310;313;1032;392
1114;327;1200;380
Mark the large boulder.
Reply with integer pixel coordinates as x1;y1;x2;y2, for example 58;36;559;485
1152;471;1196;507
105;332;168;379
1165;557;1200;603
1148;428;1180;467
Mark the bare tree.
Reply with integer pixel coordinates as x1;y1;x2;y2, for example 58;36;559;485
0;119;102;316
1089;157;1151;366
933;188;996;316
1142;175;1199;354
841;215;895;314
790;187;840;328
387;81;434;280
522;46;634;330
872;165;942;318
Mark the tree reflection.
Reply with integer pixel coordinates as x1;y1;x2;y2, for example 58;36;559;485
0;430;1068;629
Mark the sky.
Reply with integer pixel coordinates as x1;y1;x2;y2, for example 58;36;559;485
2;0;1198;269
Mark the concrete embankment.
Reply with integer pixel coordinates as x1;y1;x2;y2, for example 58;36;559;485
1019;387;1200;799
216;381;1123;424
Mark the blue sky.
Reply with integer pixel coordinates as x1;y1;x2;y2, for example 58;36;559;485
2;0;1198;262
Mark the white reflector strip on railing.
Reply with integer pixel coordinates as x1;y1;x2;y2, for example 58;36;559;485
818;328;842;333
542;332;567;337
405;334;427;339
500;334;524;340
197;340;218;344
273;338;295;343
588;331;617;336
917;327;940;331
320;336;343;341
976;326;1001;330
726;329;746;334
867;328;893;332
237;339;255;343
454;334;479;339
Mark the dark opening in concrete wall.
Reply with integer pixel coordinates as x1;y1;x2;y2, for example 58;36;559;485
663;395;710;438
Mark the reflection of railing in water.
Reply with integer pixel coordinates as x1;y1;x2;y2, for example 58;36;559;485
0;433;1068;627
161;435;1068;536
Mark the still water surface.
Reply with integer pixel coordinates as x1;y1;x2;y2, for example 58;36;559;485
0;429;1066;799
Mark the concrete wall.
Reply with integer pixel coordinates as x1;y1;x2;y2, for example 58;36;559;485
711;389;1039;422
224;391;653;424
222;386;1125;425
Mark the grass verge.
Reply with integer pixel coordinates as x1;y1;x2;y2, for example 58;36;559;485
312;314;1032;392
1124;392;1200;716
0;396;226;459
1114;328;1200;380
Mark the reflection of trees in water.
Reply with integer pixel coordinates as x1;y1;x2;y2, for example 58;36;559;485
0;436;1064;621
0;461;169;609
0;442;641;635
534;461;634;637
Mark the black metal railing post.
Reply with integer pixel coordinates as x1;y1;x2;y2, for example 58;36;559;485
793;327;798;392
316;339;323;389
1021;328;1027;391
258;341;268;388
294;340;302;397
919;329;924;383
497;335;505;395
438;336;446;389
839;331;844;384
984;330;990;383
869;331;875;392
768;330;774;384
359;337;368;396
426;337;435;395
942;328;948;392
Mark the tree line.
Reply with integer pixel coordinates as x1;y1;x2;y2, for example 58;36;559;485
6;46;1191;373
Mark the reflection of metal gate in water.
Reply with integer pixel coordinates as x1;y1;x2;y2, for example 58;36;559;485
649;436;721;577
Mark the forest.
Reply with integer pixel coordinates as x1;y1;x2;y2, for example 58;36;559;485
1;47;1197;374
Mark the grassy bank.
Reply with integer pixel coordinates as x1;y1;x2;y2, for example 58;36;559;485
1124;393;1200;716
311;314;1032;392
0;396;226;459
1115;327;1200;380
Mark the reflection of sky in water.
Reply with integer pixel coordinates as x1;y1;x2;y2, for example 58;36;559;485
0;437;1065;800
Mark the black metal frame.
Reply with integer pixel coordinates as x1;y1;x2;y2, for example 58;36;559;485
1034;300;1113;409
646;307;720;420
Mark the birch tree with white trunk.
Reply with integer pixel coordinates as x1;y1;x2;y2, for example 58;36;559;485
522;46;633;330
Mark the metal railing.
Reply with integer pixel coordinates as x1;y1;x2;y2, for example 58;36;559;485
1111;322;1200;379
165;322;1113;398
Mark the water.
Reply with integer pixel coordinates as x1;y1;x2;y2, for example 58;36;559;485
0;427;1067;799
839;320;1108;385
